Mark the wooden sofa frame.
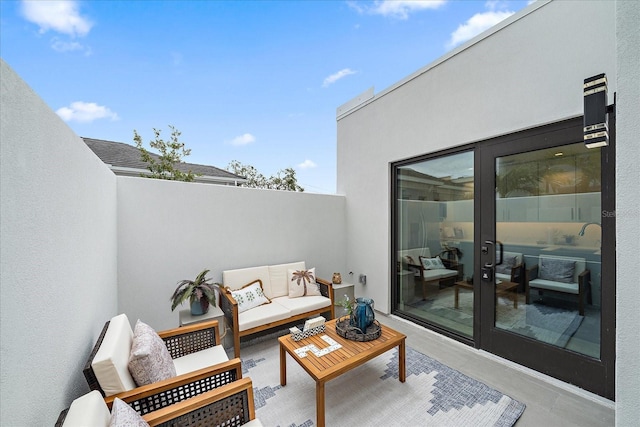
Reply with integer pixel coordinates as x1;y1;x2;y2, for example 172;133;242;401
83;319;242;415
220;277;335;358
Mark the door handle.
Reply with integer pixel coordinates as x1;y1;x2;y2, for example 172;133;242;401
484;240;503;268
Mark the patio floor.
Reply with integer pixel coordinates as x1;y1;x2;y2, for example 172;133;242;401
377;314;615;426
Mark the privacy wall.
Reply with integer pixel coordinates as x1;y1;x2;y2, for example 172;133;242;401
117;177;347;331
0;60;118;425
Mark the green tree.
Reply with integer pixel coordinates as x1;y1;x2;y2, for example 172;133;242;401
227;161;304;192
134;125;198;182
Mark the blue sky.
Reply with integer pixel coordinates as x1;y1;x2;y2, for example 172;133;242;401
1;0;531;193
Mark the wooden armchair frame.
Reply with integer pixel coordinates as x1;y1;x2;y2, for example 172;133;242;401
144;377;257;426
83;319;241;414
56;376;256;427
220;277;335;358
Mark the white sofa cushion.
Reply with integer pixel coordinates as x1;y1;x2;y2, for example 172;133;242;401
422;268;458;282
271;295;331;317
242;419;264;427
223;266;272;297
63;390;111;427
92;314;137;396
288;267;321;298
237;302;291;331
173;345;230;376
269;261;305;298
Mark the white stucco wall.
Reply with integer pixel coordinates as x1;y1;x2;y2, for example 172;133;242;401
337;0;616;312
614;1;640;425
0;60;118;425
117;177;347;331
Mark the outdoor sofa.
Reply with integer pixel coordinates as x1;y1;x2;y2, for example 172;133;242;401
220;261;335;358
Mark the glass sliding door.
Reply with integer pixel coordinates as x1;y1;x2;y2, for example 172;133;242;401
393;151;475;339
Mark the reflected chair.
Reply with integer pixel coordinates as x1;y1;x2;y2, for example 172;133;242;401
526;255;591;315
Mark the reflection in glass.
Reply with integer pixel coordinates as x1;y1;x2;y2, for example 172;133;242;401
395;151;474;338
495;143;601;358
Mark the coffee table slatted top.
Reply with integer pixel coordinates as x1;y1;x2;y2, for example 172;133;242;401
278;318;406;382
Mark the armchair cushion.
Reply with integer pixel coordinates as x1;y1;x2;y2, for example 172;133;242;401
109;398;149;427
62;390;111;427
539;257;576;283
91;314;137;396
230;280;271;313
128;320;176;386
172;345;229;376
288;268;321;297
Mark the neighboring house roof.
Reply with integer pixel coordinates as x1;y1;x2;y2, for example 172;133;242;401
83;137;246;185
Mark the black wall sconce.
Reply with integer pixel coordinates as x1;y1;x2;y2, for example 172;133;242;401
583;73;608;148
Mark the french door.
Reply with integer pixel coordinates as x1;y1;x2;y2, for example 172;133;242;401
393;116;615;398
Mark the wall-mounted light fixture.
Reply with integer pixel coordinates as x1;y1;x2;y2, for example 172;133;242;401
583;73;608;148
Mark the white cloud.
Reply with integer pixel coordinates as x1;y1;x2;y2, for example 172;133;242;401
229;133;256;146
298;160;317;169
21;0;93;37
322;68;357;88
56;102;119;123
350;1;446;20
447;10;514;48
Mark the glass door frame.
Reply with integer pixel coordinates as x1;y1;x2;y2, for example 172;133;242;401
477;115;615;400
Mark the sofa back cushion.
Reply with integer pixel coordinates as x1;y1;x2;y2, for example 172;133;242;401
223;266;271;297
91;314;137;396
269;261;305;298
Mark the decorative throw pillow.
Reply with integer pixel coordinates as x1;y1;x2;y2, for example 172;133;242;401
539;258;576;283
404;255;416;266
288;268;321;298
109;398;150;427
127;320;176;387
230;280;271;313
419;256;446;270
495;255;517;275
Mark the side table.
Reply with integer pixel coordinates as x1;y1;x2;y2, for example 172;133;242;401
179;305;231;349
332;282;355;318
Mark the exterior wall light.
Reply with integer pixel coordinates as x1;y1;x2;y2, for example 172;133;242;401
583;73;608;148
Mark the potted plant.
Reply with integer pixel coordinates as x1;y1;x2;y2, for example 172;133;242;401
170;269;220;316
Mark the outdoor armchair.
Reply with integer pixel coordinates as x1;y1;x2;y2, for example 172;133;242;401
56;377;262;426
83;313;240;413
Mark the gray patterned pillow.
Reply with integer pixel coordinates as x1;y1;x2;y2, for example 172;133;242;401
127;320;176;386
495;255;517;275
539;258;576;283
109;398;150;427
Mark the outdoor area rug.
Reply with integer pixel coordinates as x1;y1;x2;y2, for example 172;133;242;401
237;337;525;426
410;289;583;348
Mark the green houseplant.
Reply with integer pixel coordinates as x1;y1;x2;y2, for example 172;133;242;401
170;269;220;316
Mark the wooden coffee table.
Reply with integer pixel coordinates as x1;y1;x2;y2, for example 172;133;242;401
279;318;406;427
454;280;519;308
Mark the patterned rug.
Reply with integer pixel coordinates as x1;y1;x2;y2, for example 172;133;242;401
410;290;583;348
236;336;525;426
